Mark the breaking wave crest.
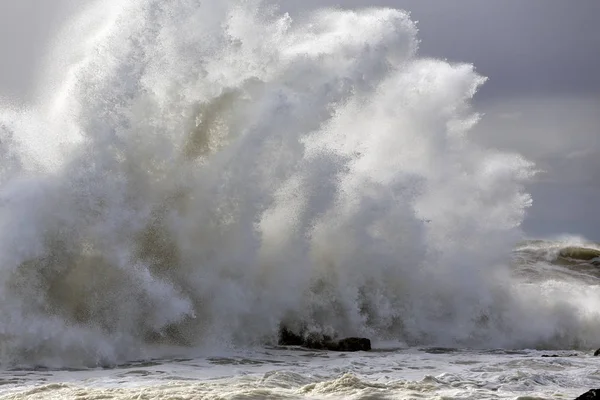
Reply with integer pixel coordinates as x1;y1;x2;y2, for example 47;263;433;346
0;0;598;367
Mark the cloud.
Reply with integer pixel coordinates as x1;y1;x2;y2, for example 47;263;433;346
471;96;600;239
472;96;600;183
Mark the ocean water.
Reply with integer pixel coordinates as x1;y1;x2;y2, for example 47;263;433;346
0;345;599;399
0;0;599;398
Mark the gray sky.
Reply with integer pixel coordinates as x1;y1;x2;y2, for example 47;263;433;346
282;0;600;99
1;0;599;239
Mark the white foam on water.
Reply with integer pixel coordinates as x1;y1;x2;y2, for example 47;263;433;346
0;349;597;399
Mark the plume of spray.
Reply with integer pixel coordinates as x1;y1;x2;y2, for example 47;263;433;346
0;0;598;367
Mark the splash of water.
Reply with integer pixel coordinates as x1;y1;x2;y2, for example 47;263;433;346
0;0;598;367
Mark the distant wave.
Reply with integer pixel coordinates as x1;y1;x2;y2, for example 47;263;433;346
0;0;598;368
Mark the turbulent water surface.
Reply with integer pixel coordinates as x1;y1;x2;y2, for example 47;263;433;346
0;0;599;398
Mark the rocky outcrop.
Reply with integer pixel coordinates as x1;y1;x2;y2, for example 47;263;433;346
278;327;371;351
278;326;305;346
574;389;600;400
541;353;577;357
329;337;372;351
594;348;600;356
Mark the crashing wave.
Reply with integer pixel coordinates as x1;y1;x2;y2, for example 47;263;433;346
0;0;598;367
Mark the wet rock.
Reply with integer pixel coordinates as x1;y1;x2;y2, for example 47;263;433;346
541;353;577;358
574;389;600;400
278;327;371;351
278;326;304;346
594;348;600;356
303;332;333;350
327;337;371;352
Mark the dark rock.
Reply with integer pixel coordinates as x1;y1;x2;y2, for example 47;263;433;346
594;348;600;356
541;354;577;358
278;326;304;346
574;389;600;400
278;326;371;351
327;337;372;352
303;332;333;350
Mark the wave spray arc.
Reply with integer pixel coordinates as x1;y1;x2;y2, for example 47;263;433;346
0;0;597;367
